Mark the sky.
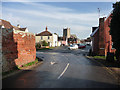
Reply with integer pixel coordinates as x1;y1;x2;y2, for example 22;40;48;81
1;0;118;39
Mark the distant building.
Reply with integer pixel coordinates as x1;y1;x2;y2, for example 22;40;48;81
58;36;68;46
36;26;58;47
68;34;80;44
63;27;70;41
68;34;77;44
90;13;116;56
84;37;91;45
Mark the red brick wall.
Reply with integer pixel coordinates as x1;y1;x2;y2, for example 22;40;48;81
104;15;116;55
14;30;36;67
97;15;116;56
2;29;36;72
92;29;99;55
2;29;17;72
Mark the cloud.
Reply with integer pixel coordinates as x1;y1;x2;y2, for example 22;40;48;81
3;6;98;24
2;2;110;39
2;0;118;2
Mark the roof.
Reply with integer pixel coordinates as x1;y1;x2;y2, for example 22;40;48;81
13;25;27;31
90;27;99;37
70;34;77;38
19;28;27;31
0;19;13;29
36;31;52;36
0;19;27;32
105;10;113;21
13;26;19;30
36;26;52;36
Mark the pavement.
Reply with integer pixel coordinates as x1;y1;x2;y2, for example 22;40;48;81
86;56;120;80
2;46;120;88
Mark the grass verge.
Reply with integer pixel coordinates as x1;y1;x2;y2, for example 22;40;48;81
93;56;106;59
21;58;38;68
2;58;40;77
92;56;117;61
36;47;55;51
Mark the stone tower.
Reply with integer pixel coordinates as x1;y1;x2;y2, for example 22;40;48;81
63;27;70;40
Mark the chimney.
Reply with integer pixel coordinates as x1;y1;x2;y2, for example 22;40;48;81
17;24;20;28
46;26;48;31
99;17;105;26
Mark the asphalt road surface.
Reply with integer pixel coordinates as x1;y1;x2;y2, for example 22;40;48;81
2;46;120;88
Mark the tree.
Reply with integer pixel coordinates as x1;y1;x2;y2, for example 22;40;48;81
35;43;41;49
42;40;49;46
110;2;120;61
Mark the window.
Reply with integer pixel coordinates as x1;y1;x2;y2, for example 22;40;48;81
41;36;43;40
112;42;115;49
48;36;50;39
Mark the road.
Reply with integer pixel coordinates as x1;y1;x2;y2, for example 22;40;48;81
2;46;120;88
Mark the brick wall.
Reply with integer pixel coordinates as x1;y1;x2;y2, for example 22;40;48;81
2;28;36;72
104;15;116;55
92;29;99;55
98;18;106;55
98;16;116;56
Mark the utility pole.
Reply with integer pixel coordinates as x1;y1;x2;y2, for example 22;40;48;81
98;8;100;18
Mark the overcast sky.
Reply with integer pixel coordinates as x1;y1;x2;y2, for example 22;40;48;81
1;0;118;39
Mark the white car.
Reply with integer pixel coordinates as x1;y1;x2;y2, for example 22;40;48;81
68;44;78;50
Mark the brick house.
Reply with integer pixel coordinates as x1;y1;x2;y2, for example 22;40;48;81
90;13;116;56
0;19;36;72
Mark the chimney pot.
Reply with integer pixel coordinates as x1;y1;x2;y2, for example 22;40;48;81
46;26;47;31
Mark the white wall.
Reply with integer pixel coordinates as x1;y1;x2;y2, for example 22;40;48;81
52;34;58;47
35;36;53;47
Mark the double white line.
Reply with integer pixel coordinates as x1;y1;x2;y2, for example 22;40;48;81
57;63;70;79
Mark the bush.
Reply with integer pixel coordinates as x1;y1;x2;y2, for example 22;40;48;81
36;43;41;48
42;40;48;46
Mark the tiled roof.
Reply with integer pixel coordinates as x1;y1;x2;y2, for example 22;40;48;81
0;19;13;29
13;26;19;30
36;31;52;36
19;28;27;31
36;27;52;36
13;26;27;31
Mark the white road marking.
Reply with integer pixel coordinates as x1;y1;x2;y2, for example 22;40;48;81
57;63;69;79
81;50;85;51
50;61;56;65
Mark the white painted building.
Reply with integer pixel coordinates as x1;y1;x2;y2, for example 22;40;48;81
35;27;58;47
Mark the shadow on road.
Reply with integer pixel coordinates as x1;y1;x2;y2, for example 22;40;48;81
2;70;119;88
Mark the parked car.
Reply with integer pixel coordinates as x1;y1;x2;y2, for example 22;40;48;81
77;43;86;49
68;44;78;50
